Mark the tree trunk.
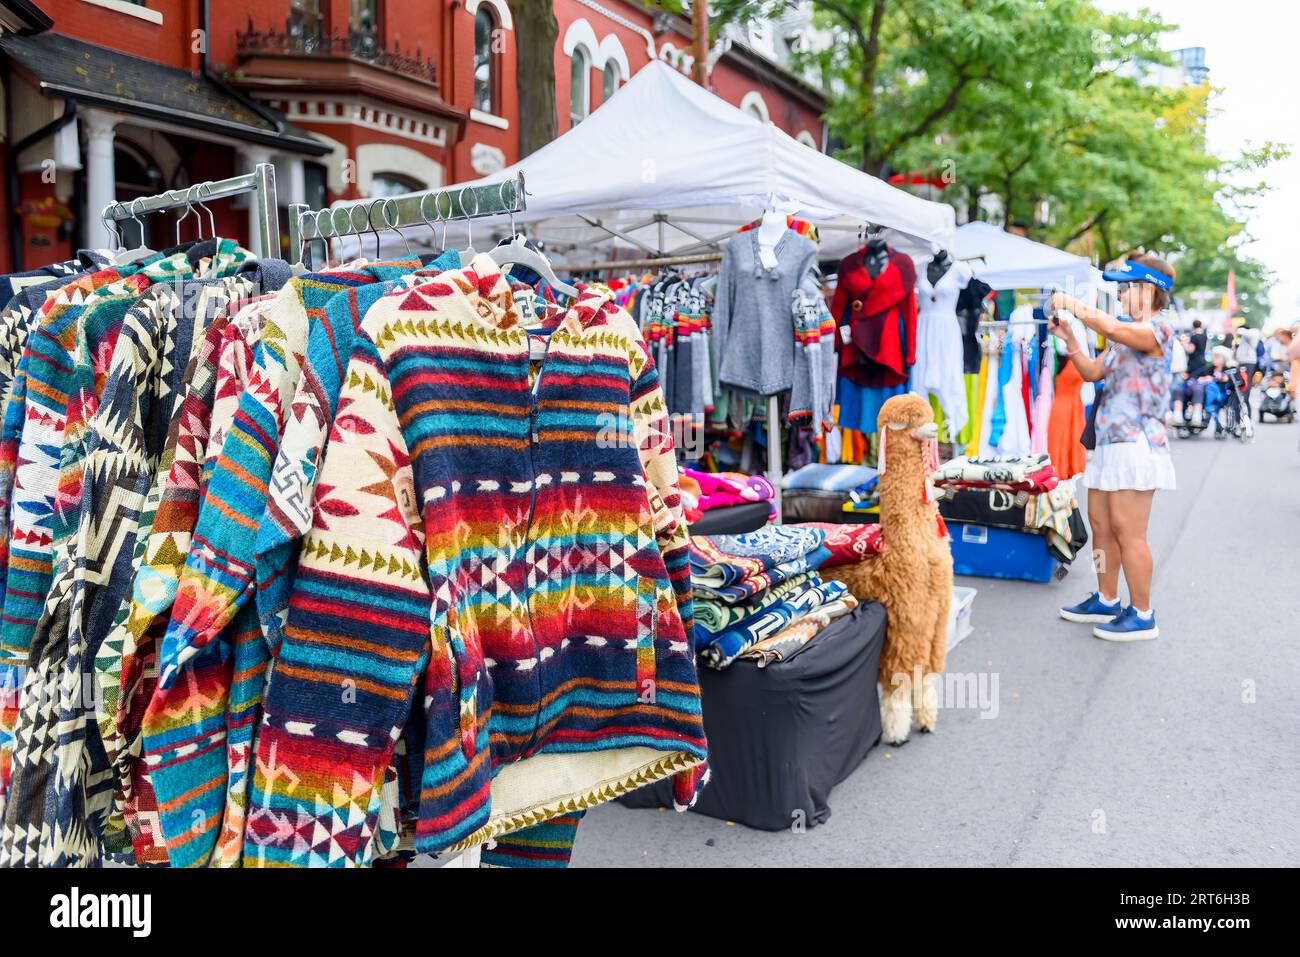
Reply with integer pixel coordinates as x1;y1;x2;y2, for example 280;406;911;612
514;0;559;158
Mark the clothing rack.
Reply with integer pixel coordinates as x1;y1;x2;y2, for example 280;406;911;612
554;251;724;274
286;172;528;266
101;163;279;259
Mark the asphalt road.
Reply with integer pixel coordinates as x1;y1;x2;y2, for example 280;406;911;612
573;415;1300;867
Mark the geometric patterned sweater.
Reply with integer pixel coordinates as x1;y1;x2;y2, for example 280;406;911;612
97;298;269;866
0;244;252;865
244;256;707;866
38;270;275;867
140;260;421;867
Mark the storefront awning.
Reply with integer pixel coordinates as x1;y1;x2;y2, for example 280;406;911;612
0;32;328;155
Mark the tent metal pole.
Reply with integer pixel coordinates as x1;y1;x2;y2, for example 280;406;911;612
554;251;723;273
575;213;659;254
767;394;783;522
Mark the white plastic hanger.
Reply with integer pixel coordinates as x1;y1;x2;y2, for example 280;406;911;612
756;207;786;270
488;183;578;298
111;197;156;266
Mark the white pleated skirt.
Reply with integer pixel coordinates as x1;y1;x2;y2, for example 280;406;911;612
1084;433;1177;492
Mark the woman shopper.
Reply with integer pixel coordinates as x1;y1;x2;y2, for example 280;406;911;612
1051;254;1177;642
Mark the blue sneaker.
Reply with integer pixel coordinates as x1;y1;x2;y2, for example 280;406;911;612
1093;606;1160;642
1059;592;1122;624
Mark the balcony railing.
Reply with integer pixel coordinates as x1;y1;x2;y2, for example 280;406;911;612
235;16;438;86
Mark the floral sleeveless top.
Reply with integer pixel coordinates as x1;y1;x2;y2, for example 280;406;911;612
1095;314;1175;450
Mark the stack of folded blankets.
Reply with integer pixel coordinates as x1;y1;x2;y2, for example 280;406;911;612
931;454;1088;563
680;467;778;524
690;523;884;669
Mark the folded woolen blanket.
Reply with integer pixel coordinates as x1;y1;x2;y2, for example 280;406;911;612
691;547;830;604
689;525;827;597
793;522;885;566
695;574;822;649
698;578;849;670
694;572;815;637
741;594;859;668
932;453;1059;492
689;525;825;582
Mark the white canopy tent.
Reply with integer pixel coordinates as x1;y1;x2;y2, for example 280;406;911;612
955;221;1096;293
341;60;954;261
320;63;956;511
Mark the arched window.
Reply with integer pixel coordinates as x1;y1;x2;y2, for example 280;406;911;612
602;60;621;102
474;6;497;113
369;171;426;198
570;46;590;126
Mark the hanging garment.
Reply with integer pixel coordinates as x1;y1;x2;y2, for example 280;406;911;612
956;277;992;375
979;346;1006;456
1031;356;1053;456
958;371;980;447
22;268;281;868
713;228;819;398
97;298;269;866
136;259;423;867
967;356;989;456
832;247;918;388
242;258;707;866
791;275;837;429
1;242;255;867
911;259;973;440
837;379;906;436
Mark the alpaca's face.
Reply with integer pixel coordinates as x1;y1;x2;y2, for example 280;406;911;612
879;393;937;443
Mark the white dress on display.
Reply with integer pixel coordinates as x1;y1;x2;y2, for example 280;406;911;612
912;258;974;441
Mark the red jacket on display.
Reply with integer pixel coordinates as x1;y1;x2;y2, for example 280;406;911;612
832;247;918;387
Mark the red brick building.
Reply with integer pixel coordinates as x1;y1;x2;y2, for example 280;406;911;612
0;1;827;269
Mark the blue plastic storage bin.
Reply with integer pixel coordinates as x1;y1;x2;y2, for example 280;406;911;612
946;520;1060;583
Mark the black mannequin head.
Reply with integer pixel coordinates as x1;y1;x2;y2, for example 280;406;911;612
864;235;889;277
927;249;953;285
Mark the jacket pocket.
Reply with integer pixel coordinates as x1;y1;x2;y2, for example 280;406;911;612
634;576;660;705
432;603;481;761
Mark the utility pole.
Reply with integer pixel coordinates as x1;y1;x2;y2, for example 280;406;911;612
692;1;709;87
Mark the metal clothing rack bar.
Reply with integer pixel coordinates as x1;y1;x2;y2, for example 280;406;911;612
287;172;528;266
102;163;279;258
555;251;724;273
979;318;1058;326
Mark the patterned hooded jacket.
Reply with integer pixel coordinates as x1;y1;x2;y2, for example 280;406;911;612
245;255;708;866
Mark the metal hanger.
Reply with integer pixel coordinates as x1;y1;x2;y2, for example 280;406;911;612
456;186;479;267
194;182;218;240
101;206;124;252
380;197;415;259
112;197;156;265
174;188;199;246
488;181;578;297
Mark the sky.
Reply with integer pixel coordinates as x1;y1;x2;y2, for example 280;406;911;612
1100;0;1300;327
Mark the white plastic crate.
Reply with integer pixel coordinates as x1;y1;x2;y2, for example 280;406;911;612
946;585;977;650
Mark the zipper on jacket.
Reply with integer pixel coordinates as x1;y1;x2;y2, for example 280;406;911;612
518;333;547;758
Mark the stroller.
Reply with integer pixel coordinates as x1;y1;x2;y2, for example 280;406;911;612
1206;367;1255;442
1258;373;1295;423
1174;367;1255;442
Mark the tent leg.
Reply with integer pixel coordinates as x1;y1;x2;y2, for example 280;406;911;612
767;394;782;523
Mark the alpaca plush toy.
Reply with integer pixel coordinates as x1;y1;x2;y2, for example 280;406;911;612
823;393;953;744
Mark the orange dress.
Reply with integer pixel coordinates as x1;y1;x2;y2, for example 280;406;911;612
1048;360;1087;479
